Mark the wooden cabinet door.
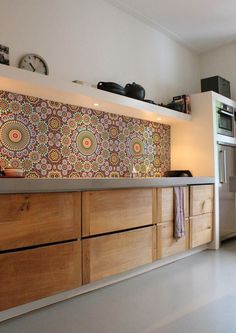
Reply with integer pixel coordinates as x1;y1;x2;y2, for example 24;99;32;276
190;185;214;216
157;187;189;223
82;226;156;284
0;241;82;311
82;189;155;237
0;192;81;251
157;220;189;259
190;213;213;248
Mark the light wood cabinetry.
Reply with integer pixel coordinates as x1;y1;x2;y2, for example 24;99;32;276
0;184;215;312
189;185;214;248
156;187;189;259
190;213;213;248
157;220;189;259
0;192;81;251
190;185;214;216
0;241;82;311
82;226;156;284
157;187;189;223
82;189;155;236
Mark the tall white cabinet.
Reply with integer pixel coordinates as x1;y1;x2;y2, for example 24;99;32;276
171;91;236;249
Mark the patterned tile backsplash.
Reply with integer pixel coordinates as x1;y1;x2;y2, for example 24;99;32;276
0;90;170;178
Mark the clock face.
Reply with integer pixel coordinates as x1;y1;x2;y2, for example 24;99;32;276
19;54;49;75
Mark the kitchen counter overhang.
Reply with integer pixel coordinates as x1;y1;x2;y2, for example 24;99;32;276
0;177;214;194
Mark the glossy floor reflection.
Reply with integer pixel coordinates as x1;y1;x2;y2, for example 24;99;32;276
1;238;236;333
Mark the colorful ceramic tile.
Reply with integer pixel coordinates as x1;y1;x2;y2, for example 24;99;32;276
0;90;170;178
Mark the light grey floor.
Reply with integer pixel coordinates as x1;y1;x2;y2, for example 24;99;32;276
1;239;236;333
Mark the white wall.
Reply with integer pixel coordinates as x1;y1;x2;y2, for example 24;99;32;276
200;42;236;100
171;92;215;177
0;0;200;104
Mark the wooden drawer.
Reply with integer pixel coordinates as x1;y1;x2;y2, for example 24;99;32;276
82;226;156;283
82;189;155;237
0;240;82;311
0;192;81;251
157;220;189;259
190;213;213;248
157;187;189;223
190;185;214;216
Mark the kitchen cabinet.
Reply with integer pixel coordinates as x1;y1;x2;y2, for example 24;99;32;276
157;220;189;259
157;187;189;223
0;240;82;311
190;213;213;248
156;187;189;258
0;183;215;313
190;185;214;248
190;185;214;216
0;192;81;251
82;189;156;236
82;226;156;284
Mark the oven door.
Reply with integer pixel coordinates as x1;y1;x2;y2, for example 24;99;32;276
218;110;234;137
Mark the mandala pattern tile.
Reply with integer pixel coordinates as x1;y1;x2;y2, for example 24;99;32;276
0;90;170;178
76;130;97;156
0;120;30;151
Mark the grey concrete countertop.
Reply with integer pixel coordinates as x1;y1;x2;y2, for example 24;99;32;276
0;177;214;194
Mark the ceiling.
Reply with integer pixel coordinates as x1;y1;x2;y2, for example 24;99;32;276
106;0;236;53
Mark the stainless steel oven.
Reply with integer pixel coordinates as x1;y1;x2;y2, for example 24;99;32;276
217;102;235;137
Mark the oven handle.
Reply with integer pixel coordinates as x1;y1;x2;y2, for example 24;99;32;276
219;149;227;184
218;109;234;117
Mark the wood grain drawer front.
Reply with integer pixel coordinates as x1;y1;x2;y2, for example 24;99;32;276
82;226;156;284
190;213;213;248
157;220;189;259
190;185;214;216
0;241;82;311
0;192;81;251
157;187;189;223
82;189;155;237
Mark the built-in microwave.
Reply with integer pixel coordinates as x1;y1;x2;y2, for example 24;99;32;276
217;102;235;137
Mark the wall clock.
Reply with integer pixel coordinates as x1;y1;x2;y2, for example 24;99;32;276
19;54;49;75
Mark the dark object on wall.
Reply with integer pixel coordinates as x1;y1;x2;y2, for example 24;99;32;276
0;44;9;65
125;82;145;100
97;82;126;96
144;99;157;105
165;95;191;113
201;76;231;98
164;170;193;177
172;95;191;114
166;102;183;112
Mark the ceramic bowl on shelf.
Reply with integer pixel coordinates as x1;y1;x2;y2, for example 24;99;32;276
3;168;24;178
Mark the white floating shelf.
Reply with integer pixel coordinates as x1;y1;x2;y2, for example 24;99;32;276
0;64;191;125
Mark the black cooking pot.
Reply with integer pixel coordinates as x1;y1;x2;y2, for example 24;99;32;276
125;82;145;100
97;82;126;96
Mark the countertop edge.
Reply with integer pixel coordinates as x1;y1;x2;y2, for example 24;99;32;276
0;177;215;194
